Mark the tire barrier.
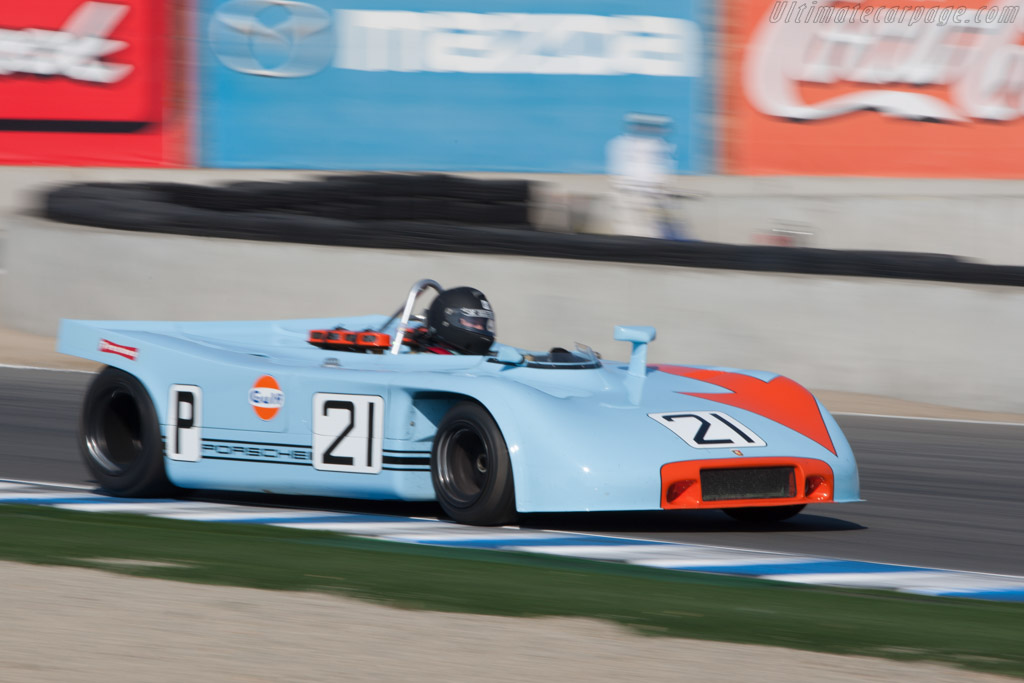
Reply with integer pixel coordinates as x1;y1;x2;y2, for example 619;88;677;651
43;177;1024;288
46;174;532;225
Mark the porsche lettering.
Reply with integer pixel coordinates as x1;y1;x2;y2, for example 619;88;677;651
202;443;310;461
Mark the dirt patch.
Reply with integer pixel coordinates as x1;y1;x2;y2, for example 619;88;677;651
81;558;195;570
0;325;98;372
0;561;1015;683
814;390;1024;424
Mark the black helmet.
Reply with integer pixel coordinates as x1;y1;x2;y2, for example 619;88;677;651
426;287;495;355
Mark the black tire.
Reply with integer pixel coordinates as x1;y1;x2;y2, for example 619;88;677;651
723;504;805;523
431;402;516;526
79;367;172;498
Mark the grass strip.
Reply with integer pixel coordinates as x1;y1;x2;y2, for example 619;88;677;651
2;504;1022;678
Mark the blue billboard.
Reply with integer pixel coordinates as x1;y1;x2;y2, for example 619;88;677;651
198;0;713;172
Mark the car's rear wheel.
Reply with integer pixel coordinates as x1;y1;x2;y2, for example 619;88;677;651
723;504;805;523
79;367;172;497
431;402;516;526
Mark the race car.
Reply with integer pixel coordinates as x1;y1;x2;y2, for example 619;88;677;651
58;278;860;526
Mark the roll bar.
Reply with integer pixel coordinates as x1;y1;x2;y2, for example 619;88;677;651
385;279;443;355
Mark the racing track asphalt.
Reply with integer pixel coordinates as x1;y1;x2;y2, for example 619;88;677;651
2;366;1022;577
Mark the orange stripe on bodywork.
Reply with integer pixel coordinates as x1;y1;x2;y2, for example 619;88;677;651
654;365;836;455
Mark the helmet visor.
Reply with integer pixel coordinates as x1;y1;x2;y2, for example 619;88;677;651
455;308;495;336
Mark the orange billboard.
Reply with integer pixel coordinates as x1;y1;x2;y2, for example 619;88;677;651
726;0;1024;176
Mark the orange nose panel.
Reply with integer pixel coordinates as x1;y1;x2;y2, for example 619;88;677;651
660;457;835;509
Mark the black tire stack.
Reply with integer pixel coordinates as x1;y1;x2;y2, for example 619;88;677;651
41;174;1024;287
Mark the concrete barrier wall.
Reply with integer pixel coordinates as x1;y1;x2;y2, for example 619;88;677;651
6;215;1023;413
581;176;1024;266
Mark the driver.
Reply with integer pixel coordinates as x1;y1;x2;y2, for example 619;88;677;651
413;286;495;355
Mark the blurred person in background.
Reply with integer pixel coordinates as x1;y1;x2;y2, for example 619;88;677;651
605;113;688;240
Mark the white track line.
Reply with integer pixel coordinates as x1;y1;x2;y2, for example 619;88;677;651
0;492;99;501
772;571;1024;592
0;479;94;490
633;556;834;569
272;521;450;534
388;531;568;543
56;502;239;514
833;412;1024;427
2;366;1022;425
158;510;337;522
0;363;94;374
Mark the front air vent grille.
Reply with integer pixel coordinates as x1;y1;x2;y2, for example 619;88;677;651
700;467;796;502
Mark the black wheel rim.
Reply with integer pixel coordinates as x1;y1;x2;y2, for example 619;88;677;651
436;424;490;507
85;388;144;476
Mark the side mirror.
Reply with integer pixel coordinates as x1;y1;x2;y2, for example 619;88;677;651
614;325;656;344
614;325;656;377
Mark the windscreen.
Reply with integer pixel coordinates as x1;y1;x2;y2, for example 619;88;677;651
519;342;601;369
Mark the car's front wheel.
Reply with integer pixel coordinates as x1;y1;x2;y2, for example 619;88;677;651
723;504;805;523
79;367;172;497
431;401;516;526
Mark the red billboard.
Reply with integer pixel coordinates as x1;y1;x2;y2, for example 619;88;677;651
727;0;1024;177
0;0;187;165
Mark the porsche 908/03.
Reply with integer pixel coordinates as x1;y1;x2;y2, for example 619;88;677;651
59;279;860;525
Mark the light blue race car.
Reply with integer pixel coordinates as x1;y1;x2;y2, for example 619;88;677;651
59;279;860;526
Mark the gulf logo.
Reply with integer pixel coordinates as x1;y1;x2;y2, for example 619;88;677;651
248;375;284;421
